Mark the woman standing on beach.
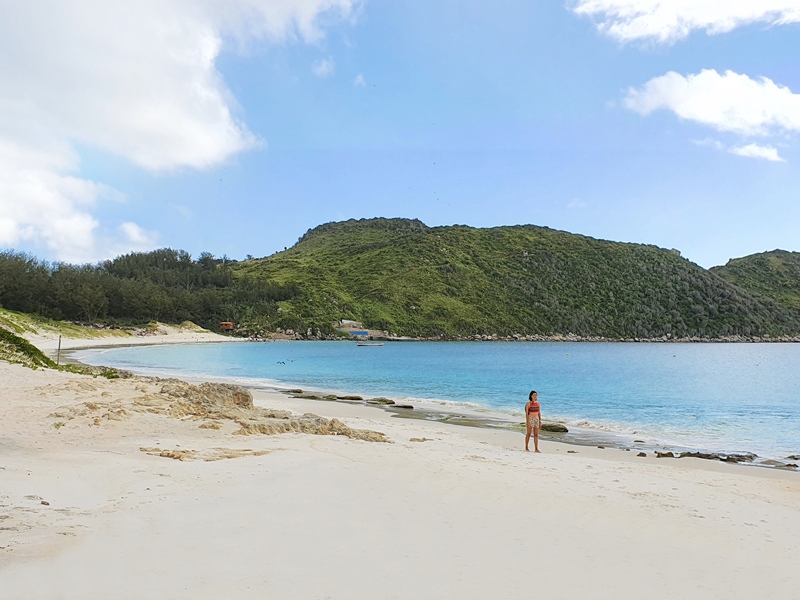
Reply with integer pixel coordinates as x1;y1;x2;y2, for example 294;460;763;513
525;390;542;452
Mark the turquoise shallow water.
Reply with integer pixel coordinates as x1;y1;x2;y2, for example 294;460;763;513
74;341;800;461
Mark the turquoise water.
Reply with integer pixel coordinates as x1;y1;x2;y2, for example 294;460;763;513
74;341;800;461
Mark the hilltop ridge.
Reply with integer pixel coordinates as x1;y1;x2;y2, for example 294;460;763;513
711;250;800;313
3;218;800;341
233;218;800;339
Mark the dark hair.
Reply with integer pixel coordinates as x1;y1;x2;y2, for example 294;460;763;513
529;390;537;401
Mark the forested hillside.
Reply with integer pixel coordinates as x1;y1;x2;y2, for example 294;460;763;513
0;249;297;330
3;219;800;340
711;250;800;312
234;218;800;339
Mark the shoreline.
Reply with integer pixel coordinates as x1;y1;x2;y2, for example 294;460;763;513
28;323;239;354
2;335;800;598
64;341;800;471
398;335;800;343
252;332;800;343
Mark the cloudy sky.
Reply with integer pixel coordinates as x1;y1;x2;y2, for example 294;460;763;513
1;1;799;268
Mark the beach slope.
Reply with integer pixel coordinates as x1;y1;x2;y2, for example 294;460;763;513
1;360;799;599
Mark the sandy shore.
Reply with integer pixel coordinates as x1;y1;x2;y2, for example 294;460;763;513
2;337;800;599
26;322;236;355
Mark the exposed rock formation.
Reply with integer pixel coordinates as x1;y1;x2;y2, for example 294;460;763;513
367;397;395;405
160;381;254;409
678;451;756;463
50;377;389;443
540;422;569;433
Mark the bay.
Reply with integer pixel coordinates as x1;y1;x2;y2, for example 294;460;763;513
74;341;800;462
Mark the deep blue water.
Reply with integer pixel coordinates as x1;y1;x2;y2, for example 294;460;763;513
74;341;800;460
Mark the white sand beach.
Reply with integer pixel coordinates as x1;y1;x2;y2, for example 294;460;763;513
1;334;799;599
26;322;236;354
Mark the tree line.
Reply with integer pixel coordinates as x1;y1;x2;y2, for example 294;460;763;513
0;248;298;329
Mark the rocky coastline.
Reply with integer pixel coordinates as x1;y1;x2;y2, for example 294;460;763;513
244;329;800;343
258;386;800;471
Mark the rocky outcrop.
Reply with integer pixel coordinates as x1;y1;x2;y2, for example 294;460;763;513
678;451;756;463
51;377;389;443
540;422;568;433
161;381;253;409
367;397;395;405
234;414;387;442
760;459;798;469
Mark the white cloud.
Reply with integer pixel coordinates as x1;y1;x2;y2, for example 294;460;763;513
312;56;336;78
729;143;785;162
0;138;101;263
0;0;357;262
118;222;158;247
691;138;725;151
572;0;800;44
625;69;800;137
354;73;366;87
692;138;786;163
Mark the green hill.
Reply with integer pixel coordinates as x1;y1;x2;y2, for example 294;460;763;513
711;250;800;312
232;218;800;339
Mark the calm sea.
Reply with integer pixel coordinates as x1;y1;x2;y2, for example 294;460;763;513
74;341;800;462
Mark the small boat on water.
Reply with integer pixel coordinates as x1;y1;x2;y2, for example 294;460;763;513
356;341;384;346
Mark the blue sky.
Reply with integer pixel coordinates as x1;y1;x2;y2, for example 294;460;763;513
1;1;799;268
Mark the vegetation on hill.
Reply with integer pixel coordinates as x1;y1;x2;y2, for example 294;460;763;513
0;249;297;330
233;218;800;339
3;219;800;340
0;325;56;368
711;250;800;312
0;308;185;377
0;306;131;340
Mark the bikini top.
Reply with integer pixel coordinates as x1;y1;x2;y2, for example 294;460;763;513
527;402;540;414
